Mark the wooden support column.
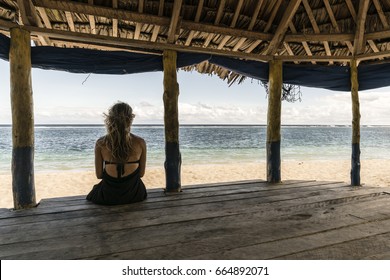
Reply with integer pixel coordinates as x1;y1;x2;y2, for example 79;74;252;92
163;50;181;192
9;27;36;209
350;59;361;186
267;60;282;183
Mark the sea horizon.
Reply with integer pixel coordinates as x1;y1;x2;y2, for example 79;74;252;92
1;125;390;174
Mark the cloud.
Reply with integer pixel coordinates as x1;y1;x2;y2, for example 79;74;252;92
2;90;390;125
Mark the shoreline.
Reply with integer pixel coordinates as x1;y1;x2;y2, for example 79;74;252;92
1;159;389;209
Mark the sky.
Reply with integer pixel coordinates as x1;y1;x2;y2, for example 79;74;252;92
1;58;390;125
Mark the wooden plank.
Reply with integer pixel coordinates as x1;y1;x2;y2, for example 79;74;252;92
0;185;386;244
1;191;389;259
88;196;390;260
9;27;36;210
274;231;390;259
0;181;349;219
188;219;390;260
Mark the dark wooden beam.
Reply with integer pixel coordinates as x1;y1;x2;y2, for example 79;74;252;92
163;50;181;192
266;60;282;183
9;27;36;209
264;0;302;55
17;0;51;45
350;59;361;186
353;0;370;55
167;0;182;43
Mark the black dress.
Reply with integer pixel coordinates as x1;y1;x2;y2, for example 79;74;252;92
86;161;147;205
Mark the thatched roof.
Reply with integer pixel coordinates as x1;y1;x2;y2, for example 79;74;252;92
1;0;389;82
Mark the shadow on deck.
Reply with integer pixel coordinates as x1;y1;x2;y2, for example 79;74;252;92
1;180;390;260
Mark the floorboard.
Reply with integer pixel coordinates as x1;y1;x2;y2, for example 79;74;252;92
0;180;389;260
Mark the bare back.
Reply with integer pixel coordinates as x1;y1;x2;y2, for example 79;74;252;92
95;134;146;179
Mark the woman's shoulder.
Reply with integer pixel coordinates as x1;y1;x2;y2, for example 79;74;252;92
96;136;107;146
131;133;146;145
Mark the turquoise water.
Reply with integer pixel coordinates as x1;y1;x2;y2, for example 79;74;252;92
1;125;390;173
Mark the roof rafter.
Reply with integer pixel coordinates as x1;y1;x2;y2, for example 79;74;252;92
264;0;302;55
245;0;282;53
372;0;389;29
323;0;354;54
167;0;182;43
87;0;96;35
288;21;315;64
134;0;144;40
17;0;51;45
232;0;264;51
151;0;165;42
112;0;118;37
203;0;226;47
185;0;203;46
217;0;244;49
353;0;371;55
302;0;333;63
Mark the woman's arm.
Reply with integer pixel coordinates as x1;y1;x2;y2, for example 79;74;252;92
94;139;104;179
139;138;147;177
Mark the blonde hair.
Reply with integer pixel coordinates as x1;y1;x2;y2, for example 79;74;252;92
103;102;135;163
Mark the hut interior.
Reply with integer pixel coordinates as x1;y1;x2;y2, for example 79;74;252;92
1;0;390;260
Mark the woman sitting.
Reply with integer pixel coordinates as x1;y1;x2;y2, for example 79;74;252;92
87;102;147;205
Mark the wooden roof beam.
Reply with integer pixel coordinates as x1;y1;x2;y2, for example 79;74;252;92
372;0;389;29
2;19;385;64
185;0;203;46
112;0;118;37
283;42;299;64
245;0;281;53
264;0;302;55
232;0;263;51
167;0;182;43
302;0;333;63
134;0;144;40
289;22;315;64
32;0;273;43
203;0;226;47
346;0;379;55
323;0;354;54
217;0;244;49
17;0;51;45
151;0;165;42
353;0;370;55
65;11;75;32
88;0;96;35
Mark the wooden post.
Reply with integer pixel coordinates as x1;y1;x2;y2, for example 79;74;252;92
163;50;181;192
350;59;361;186
267;60;282;183
9;27;36;209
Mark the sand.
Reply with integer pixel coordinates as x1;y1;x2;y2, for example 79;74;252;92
1;159;389;209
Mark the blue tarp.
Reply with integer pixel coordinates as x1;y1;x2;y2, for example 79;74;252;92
1;33;390;91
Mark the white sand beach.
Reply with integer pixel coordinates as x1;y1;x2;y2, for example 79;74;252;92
1;159;389;209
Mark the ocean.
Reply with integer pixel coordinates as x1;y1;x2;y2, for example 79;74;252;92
1;125;390;174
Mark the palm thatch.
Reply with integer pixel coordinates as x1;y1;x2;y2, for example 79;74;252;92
1;0;390;84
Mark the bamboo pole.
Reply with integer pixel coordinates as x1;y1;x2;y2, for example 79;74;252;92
266;60;283;183
163;50;182;192
9;27;36;209
350;59;361;186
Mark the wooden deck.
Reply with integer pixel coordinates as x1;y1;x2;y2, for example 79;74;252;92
1;180;390;260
